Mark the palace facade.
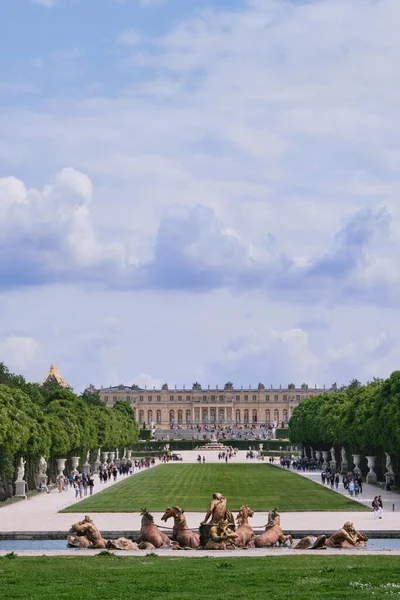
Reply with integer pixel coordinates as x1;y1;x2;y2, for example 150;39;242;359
91;384;327;430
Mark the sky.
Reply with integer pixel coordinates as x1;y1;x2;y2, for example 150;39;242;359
1;0;400;393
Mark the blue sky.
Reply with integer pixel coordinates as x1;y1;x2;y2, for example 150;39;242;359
1;0;400;392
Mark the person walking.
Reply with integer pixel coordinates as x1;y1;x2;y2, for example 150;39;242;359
348;479;355;497
88;475;95;496
373;496;381;519
334;473;339;490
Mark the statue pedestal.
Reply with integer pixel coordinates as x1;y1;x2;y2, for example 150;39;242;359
15;480;27;498
94;460;101;473
83;463;91;474
366;456;377;484
340;461;348;475
385;471;395;486
330;460;337;472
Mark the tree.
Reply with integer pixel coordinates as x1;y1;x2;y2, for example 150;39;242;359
80;388;103;406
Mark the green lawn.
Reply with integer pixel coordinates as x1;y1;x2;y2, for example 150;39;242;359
1;555;399;599
63;464;368;512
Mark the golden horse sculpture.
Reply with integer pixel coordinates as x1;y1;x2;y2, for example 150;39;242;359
161;506;200;548
235;505;255;548
254;508;293;547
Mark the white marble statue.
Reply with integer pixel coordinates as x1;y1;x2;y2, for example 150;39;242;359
330;446;336;462
259;443;264;451
17;457;26;481
86;450;90;464
123;447;127;459
341;447;347;463
38;456;47;477
116;448;119;460
96;448;101;462
310;447;314;459
386;452;394;474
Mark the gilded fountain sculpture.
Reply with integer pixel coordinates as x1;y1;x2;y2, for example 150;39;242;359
67;493;368;551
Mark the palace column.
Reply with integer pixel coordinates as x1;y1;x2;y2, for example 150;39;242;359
207;407;210;423
224;407;227;423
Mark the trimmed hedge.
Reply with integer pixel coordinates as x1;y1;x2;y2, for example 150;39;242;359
130;439;294;452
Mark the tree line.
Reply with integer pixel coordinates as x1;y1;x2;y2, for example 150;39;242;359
289;371;400;481
0;363;139;499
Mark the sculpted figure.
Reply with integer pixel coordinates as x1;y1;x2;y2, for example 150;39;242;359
38;456;47;477
293;535;327;550
325;522;368;548
107;538;137;551
254;508;292;547
330;447;336;462
86;450;90;464
205;520;238;550
17;457;26;481
201;493;235;528
235;505;255;548
161;506;200;548
96;448;101;462
386;453;394;474
138;509;171;548
341;447;346;463
67;516;107;549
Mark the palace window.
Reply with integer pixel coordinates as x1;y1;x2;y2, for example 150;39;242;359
219;395;223;402
104;396;108;402
274;409;279;421
265;409;270;422
148;410;153;423
296;395;300;402
178;396;182;402
148;396;152;402
113;396;117;403
236;409;241;423
169;410;175;423
252;395;256;402
283;409;288;422
218;408;224;422
157;396;161;402
283;395;287;402
235;395;240;401
211;395;216;401
139;410;144;423
274;395;278;402
186;409;191;423
210;408;216;422
202;395;207;402
170;395;174;402
252;409;257;423
126;395;130;402
139;396;144;402
178;410;183;424
188;396;192;402
265;394;270;401
244;395;248;401
244;409;249;424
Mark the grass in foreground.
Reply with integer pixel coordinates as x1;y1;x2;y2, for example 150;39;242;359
63;464;368;512
0;555;399;600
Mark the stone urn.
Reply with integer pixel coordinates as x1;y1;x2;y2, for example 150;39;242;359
70;456;80;475
366;456;377;484
315;450;322;461
101;451;109;465
352;454;362;476
126;449;132;460
109;451;115;463
56;458;67;477
321;451;329;469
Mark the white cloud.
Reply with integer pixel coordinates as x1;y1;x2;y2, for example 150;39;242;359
117;30;142;47
30;0;56;7
0;336;40;371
